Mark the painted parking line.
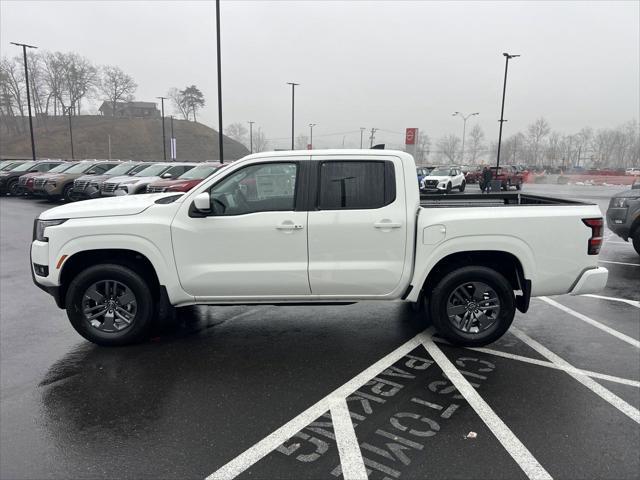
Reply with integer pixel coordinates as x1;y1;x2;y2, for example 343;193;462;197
330;399;367;480
581;294;640;308
598;259;640;267
207;333;425;480
420;334;552;480
510;327;640;424
539;297;640;349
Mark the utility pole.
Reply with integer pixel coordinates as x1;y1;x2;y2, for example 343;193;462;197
10;42;37;161
248;120;255;153
369;127;377;148
108;135;112;160
64;106;75;160
309;123;316;149
286;82;299;149
360;127;366;149
452;111;479;163
170;115;176;160
496;52;520;169
157;96;167;160
216;0;224;163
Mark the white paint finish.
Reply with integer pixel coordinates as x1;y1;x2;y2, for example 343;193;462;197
569;267;609;295
420;334;553;480
307;154;409;296
206;332;424;480
598;259;640;267
582;294;640;308
510;328;640;424
540;297;640;349
469;346;640;388
330;399;368;480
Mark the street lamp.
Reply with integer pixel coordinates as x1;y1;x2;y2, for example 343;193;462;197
309;123;316;149
64;105;75;160
496;52;520;169
156;96;167;161
10;42;37;161
248;121;255;153
452;111;479;163
286;82;299;149
216;0;224;163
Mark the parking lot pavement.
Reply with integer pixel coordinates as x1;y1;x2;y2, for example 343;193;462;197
1;187;639;480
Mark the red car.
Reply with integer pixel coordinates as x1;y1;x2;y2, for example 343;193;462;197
146;162;231;193
17;161;68;195
490;165;524;190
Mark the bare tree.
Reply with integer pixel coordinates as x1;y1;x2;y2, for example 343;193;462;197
467;124;485;164
100;66;137;116
545;131;563;166
295;134;309;150
436;134;460;163
252;127;269;152
179;85;205;122
64;53;98;114
415;131;431;163
0;56;25;118
224;122;248;146
42;51;67;116
168;87;190;120
526;117;551;165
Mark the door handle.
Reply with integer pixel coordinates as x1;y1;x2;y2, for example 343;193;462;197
276;222;304;230
374;221;402;229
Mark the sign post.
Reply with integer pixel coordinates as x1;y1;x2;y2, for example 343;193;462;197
405;127;419;160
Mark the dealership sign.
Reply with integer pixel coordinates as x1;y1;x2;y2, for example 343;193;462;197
405;128;418;145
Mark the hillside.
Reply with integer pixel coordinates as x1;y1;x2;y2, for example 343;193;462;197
0;116;249;161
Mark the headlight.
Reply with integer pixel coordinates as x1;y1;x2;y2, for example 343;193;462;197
34;219;67;242
612;197;631;208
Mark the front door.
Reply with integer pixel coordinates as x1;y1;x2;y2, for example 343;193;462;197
307;157;407;296
171;161;310;299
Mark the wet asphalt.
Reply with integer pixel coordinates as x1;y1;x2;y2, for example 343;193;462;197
0;184;638;480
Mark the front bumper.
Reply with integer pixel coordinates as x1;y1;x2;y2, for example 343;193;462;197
30;241;64;308
570;267;608;295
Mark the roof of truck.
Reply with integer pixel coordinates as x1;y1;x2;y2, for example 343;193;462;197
241;149;411;161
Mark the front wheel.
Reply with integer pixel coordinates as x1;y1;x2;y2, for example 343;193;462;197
7;179;20;196
632;229;640;256
446;182;452;194
428;266;515;347
65;264;155;346
459;180;466;192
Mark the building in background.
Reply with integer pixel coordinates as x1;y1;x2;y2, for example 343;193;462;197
98;101;160;118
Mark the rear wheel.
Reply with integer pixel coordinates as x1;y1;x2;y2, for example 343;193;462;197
459;180;466;192
65;264;155;346
7;178;20;196
62;184;75;202
632;229;640;256
428;266;515;346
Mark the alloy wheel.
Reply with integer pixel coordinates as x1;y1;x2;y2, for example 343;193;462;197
82;280;138;333
446;281;501;334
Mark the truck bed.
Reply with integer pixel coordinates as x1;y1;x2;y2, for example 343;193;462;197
420;192;589;208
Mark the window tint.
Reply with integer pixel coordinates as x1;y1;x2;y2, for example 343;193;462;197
210;162;297;216
166;165;194;177
318;161;395;210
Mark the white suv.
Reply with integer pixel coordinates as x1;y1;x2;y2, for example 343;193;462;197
420;166;466;193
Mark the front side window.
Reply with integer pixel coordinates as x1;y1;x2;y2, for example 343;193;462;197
209;162;297;216
318;161;395;210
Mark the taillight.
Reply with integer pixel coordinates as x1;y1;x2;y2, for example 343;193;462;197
582;218;603;255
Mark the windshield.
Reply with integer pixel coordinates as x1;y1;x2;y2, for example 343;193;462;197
178;164;219;180
101;163;139;176
49;163;75;173
128;163;152;175
10;161;38;172
134;164;170;177
429;168;452;176
64;162;97;174
1;162;22;171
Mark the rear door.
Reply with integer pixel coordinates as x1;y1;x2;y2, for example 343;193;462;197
307;156;407;296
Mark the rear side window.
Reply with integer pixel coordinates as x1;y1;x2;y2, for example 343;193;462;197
318;161;395;210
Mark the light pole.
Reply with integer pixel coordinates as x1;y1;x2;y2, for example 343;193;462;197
309;123;316;149
64;105;75;160
369;127;377;148
248;121;254;153
216;0;224;163
452;111;479;163
360;127;366;149
157;96;167;160
10;42;37;161
286;82;299;149
496;52;520;169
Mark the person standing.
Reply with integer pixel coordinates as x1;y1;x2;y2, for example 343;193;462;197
481;166;493;193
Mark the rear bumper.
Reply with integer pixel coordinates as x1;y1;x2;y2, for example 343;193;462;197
569;267;608;295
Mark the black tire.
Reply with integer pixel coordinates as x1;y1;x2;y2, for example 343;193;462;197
515;181;522;191
632;229;640;256
428;266;515;347
459;180;466;192
62;184;75;202
7;178;20;196
65;264;155;346
446;182;452;194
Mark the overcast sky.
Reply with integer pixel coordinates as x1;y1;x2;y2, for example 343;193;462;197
1;0;638;149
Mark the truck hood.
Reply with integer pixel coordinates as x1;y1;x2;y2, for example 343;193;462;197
39;192;183;220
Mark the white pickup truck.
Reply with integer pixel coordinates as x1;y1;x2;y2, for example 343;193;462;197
31;150;608;346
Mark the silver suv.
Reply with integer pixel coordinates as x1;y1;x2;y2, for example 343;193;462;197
101;162;197;196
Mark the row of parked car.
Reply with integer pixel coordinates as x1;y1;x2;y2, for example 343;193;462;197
416;164;524;193
0;159;230;202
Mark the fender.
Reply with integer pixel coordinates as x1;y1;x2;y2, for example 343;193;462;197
406;234;536;302
55;234;194;306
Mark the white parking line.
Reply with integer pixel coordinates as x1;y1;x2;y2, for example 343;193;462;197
582;294;640;308
510;328;640;424
468;346;640;388
331;399;367;480
421;334;552;480
598;259;640;267
206;332;425;480
540;297;640;349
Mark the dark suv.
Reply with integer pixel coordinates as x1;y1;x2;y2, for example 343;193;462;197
606;187;640;255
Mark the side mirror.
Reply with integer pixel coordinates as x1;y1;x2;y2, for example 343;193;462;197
162;172;173;179
193;192;211;212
